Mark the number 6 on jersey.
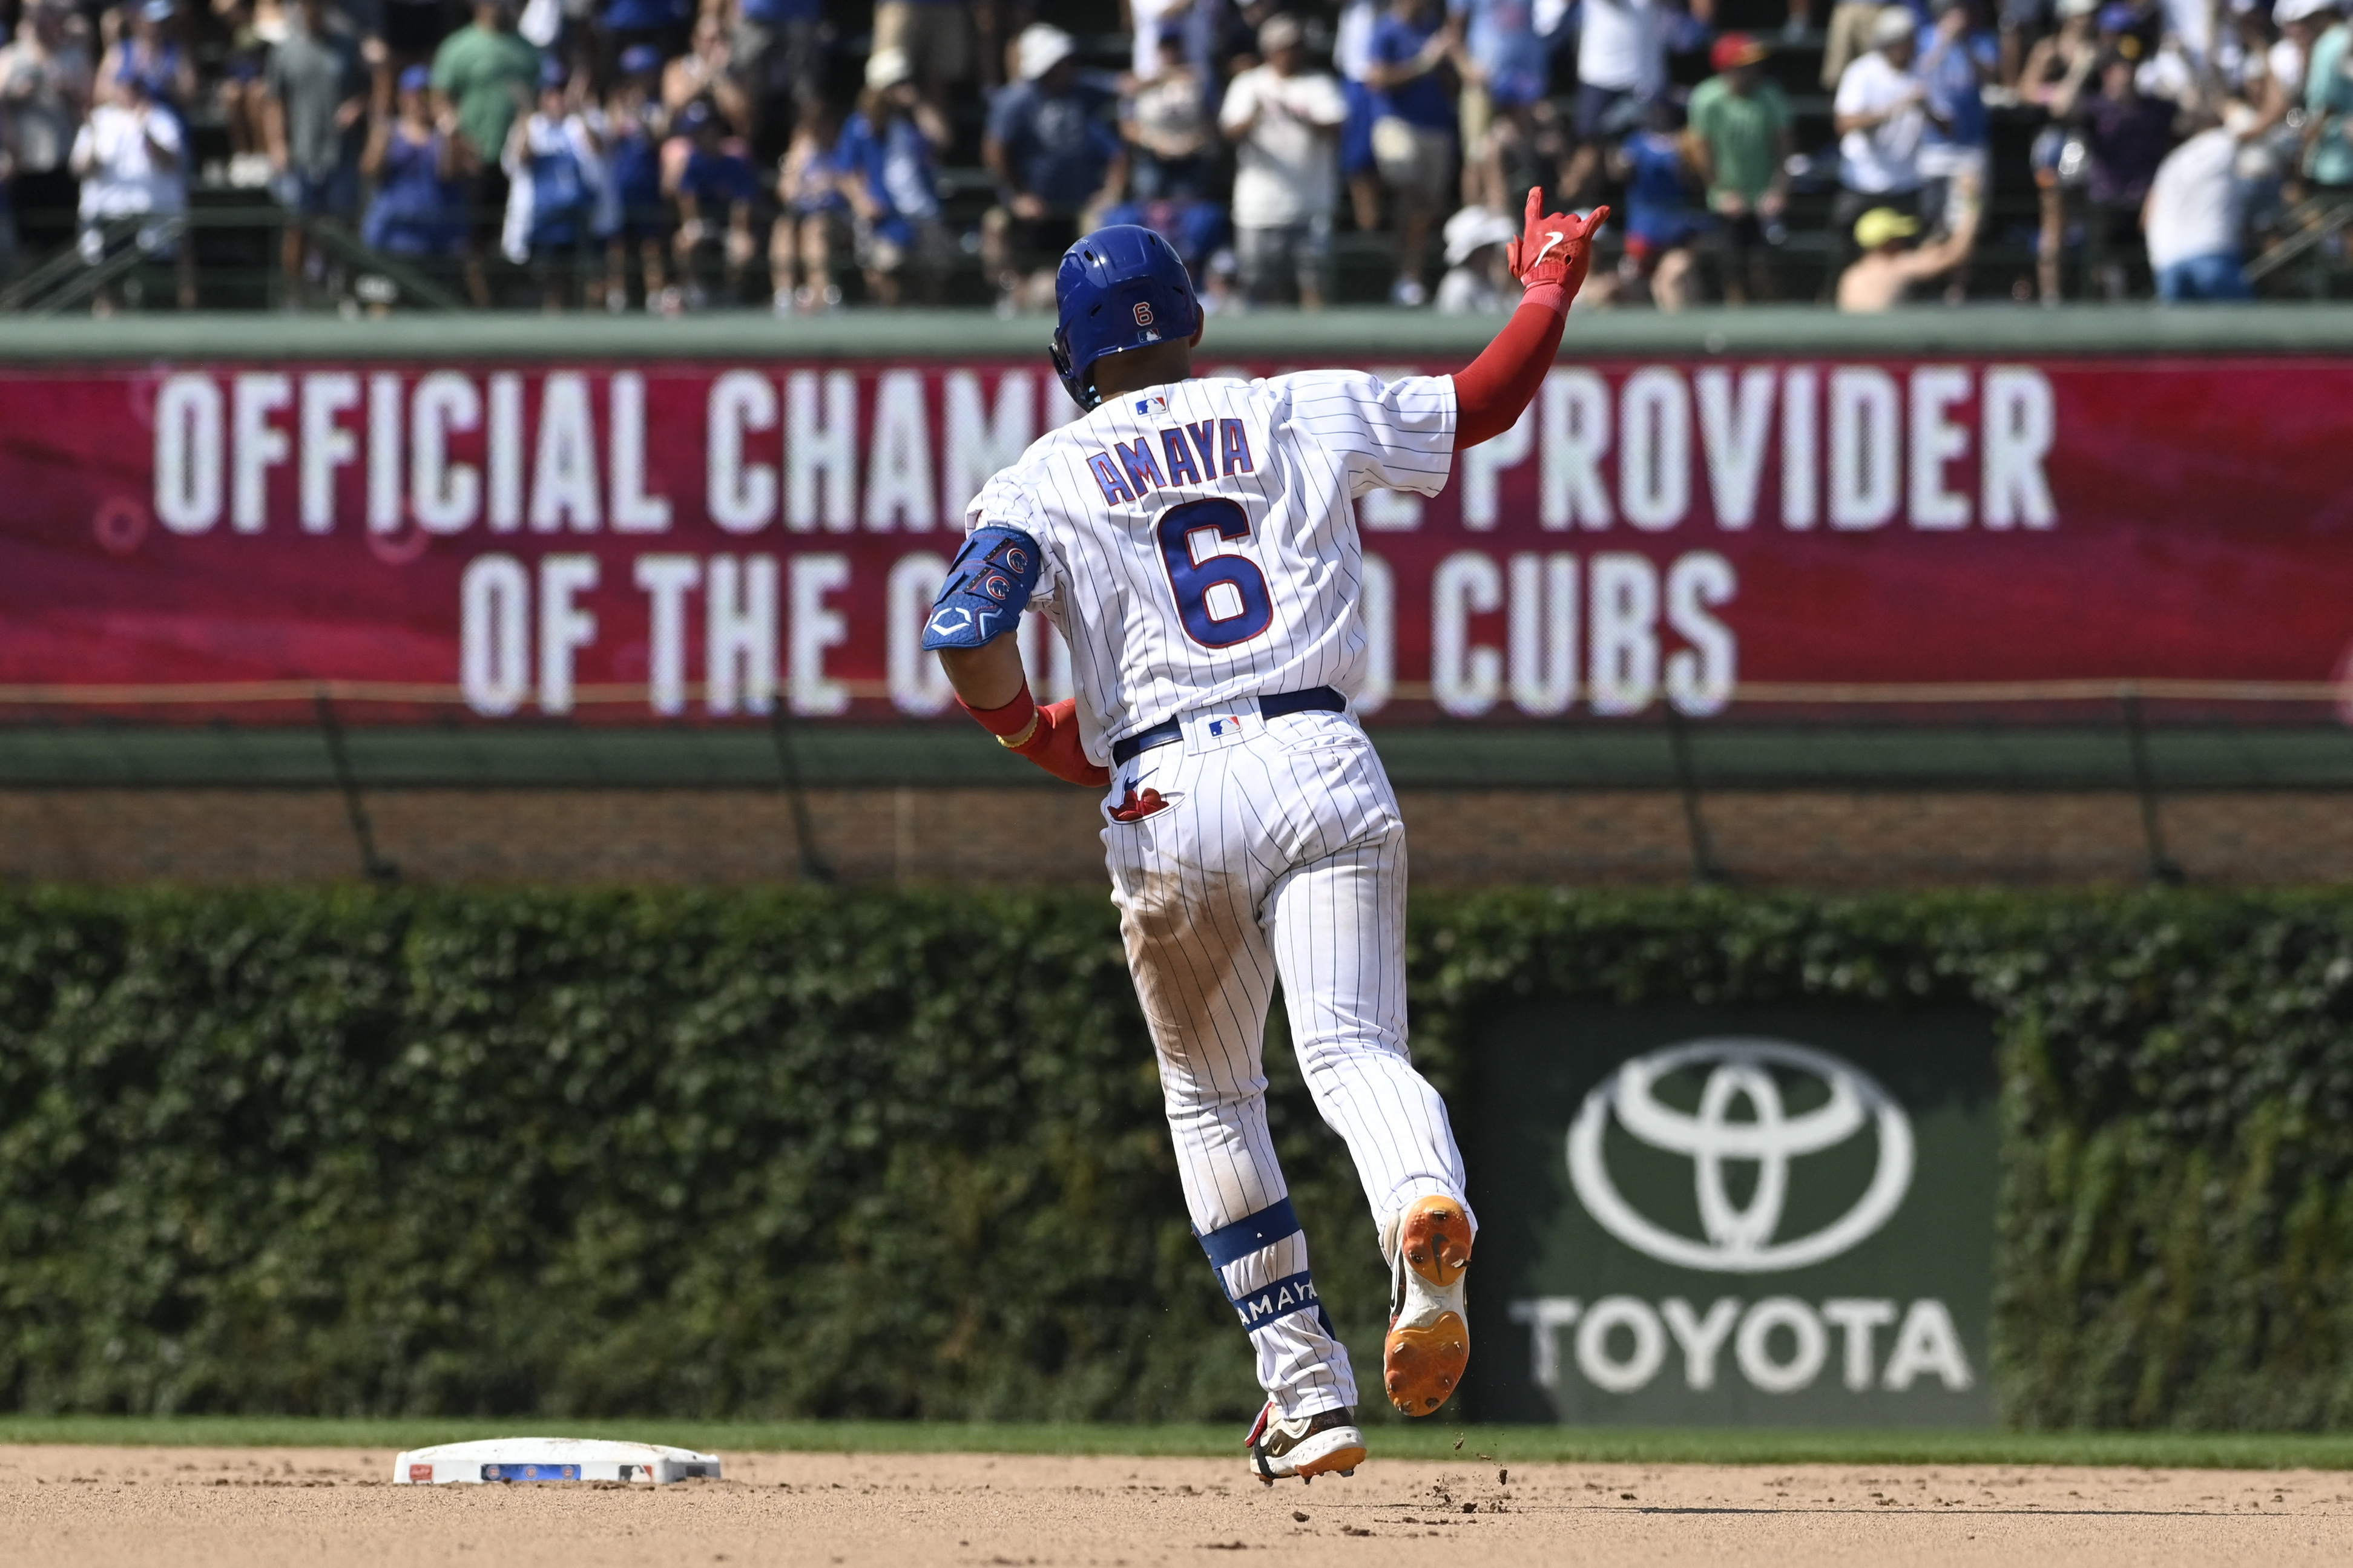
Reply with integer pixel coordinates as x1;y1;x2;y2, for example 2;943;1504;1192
1157;498;1274;648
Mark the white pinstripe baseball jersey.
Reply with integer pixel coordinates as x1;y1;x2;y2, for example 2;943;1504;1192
961;371;1458;762
956;364;1475;1435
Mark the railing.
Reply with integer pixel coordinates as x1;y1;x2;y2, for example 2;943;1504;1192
5;183;2350;317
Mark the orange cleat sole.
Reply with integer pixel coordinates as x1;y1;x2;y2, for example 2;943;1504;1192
1384;1196;1475;1417
1395;1197;1472;1288
1384;1311;1468;1416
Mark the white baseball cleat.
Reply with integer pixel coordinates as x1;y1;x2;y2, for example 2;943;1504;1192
1244;1403;1366;1484
1381;1195;1472;1416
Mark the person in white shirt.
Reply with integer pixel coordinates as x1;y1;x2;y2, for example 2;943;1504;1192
2144;102;2257;301
1220;13;1349;307
1565;0;1674;203
1831;7;1927;276
68;67;191;308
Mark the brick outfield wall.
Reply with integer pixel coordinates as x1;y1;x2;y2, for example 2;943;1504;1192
2;787;2348;887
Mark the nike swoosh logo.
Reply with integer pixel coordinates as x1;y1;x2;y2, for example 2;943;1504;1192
1531;230;1567;271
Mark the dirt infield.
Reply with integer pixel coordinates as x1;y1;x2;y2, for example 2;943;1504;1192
0;1444;2346;1567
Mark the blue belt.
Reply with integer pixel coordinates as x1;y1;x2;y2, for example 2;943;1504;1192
1110;686;1348;767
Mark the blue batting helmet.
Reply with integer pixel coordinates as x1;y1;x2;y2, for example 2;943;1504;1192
1050;225;1202;412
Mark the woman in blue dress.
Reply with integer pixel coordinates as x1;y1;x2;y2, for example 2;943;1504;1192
361;66;464;266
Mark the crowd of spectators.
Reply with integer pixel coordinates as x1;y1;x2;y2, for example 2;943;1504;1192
0;0;2341;310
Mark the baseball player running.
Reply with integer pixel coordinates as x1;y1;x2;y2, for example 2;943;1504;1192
923;190;1605;1483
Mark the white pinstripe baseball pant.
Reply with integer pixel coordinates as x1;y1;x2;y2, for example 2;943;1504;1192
1102;707;1473;1420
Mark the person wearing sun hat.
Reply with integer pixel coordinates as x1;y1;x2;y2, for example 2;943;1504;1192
1838;191;1981;309
1688;31;1793;302
835;44;954;306
982;23;1125;310
1434;202;1519;311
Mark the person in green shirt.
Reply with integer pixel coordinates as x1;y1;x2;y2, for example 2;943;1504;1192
1687;33;1795;303
2302;13;2353;193
430;0;539;303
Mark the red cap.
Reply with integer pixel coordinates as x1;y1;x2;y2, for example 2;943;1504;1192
1711;32;1769;71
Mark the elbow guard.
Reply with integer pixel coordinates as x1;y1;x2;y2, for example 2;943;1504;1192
921;526;1044;650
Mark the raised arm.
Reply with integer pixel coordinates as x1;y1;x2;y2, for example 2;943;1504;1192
1450;188;1608;449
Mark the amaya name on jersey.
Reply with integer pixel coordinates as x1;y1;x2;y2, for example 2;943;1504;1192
1085;419;1256;505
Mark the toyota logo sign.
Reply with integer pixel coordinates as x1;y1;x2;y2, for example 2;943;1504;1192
1565;1038;1915;1273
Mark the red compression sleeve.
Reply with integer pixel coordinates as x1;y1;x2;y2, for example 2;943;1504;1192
1450;282;1568;451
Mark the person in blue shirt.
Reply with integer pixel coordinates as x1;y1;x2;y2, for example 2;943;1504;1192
982;23;1125;309
1915;0;1996;291
502;57;606;310
769;94;846;311
361;64;466;266
835;45;952;306
1363;0;1463;304
599;44;672;313
1611;100;1706;308
668;96;761;306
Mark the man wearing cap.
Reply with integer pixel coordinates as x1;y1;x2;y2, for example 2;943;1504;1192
1837;194;1979;307
432;0;539;303
265;0;369;297
1688;32;1792;302
1831;7;1927;280
983;23;1125;310
1220;13;1350;308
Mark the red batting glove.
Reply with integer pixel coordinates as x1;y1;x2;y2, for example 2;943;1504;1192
1010;698;1110;787
958;684;1109;787
1504;188;1609;306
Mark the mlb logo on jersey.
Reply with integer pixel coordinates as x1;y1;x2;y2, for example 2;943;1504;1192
1136;394;1168;415
1186;709;1257;750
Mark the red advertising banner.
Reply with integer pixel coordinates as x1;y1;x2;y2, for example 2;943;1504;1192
2;355;2349;724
